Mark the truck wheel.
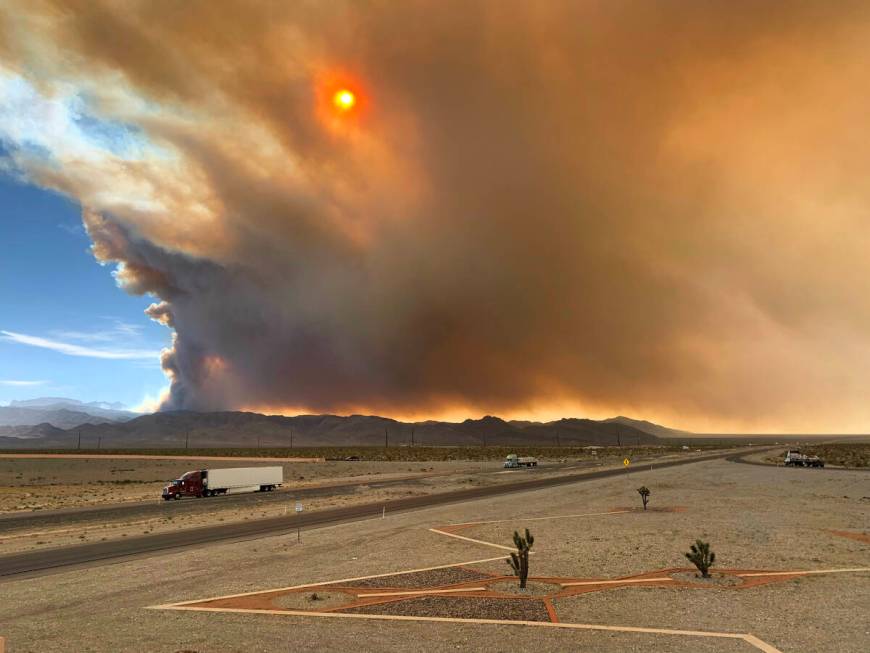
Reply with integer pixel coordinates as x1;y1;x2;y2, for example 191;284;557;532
174;494;181;500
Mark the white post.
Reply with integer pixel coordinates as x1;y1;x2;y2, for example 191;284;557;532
382;506;386;519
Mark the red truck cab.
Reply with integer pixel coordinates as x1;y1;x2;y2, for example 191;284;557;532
162;470;205;500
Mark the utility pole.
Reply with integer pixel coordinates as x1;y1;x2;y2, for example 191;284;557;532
290;429;293;449
385;427;389;448
77;431;81;450
617;431;621;447
410;427;415;447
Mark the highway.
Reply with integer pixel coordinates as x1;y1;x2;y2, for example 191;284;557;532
0;453;674;530
0;458;617;531
0;448;762;581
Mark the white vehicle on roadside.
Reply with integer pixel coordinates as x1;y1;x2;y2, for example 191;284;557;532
784;450;824;468
504;453;538;468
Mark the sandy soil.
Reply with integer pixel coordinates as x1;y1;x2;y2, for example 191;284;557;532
0;451;704;554
1;457;866;652
347;595;553;621
273;590;350;610
0;448;713;514
0;457;493;513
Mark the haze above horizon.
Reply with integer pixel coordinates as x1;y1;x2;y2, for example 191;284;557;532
3;2;870;434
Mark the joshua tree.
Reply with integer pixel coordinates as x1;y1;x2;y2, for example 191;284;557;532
637;486;651;510
507;528;534;589
685;539;716;578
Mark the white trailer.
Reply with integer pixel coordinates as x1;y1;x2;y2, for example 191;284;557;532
504;454;538;468
205;466;283;494
163;466;284;499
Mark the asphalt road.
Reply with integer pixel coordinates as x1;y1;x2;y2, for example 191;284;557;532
729;453;869;472
0;458;615;531
0;448;763;581
0;471;456;529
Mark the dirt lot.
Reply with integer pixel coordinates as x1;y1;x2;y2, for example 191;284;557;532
0;456;866;652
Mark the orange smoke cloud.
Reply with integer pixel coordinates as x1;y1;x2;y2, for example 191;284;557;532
2;1;870;432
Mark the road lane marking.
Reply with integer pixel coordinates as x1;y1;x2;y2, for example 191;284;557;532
151;605;783;651
428;528;516;551
148;555;509;608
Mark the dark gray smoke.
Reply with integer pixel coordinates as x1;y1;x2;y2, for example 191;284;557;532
2;1;870;431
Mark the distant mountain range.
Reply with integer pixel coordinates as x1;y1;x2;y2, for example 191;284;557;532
10;397;129;411
0;405;686;448
602;416;692;439
0;397;137;431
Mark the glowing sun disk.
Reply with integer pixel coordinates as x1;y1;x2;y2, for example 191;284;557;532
333;89;356;111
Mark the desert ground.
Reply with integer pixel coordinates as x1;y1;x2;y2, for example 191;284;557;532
0;446;692;512
0;448;707;554
0;453;867;652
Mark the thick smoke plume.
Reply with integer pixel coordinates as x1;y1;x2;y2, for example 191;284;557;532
2;1;870;431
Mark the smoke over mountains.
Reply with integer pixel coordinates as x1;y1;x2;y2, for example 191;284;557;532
0;410;671;449
3;2;870;431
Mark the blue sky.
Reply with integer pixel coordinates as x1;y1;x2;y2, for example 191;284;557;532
0;174;171;409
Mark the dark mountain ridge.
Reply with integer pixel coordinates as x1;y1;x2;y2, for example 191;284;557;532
0;409;671;448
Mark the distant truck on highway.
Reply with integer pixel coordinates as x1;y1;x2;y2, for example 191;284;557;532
504;453;538;468
161;466;283;500
784;450;825;468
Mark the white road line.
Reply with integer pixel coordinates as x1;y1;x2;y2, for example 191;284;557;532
737;568;870;577
147;555;508;608
428;528;516;552
0;518;160;541
561;577;674;587
153;605;782;651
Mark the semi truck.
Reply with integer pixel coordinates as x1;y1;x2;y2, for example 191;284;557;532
784;450;825;468
161;466;283;500
504;453;538;468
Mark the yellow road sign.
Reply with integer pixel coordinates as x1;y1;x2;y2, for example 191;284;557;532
623;458;630;466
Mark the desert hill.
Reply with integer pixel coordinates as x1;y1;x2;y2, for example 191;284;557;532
0;409;670;448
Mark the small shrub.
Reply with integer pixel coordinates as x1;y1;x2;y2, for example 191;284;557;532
685;539;715;578
506;528;534;589
637;486;650;510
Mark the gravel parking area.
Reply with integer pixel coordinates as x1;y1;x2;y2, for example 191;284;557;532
488;580;561;596
347;567;492;589
345;595;552;621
